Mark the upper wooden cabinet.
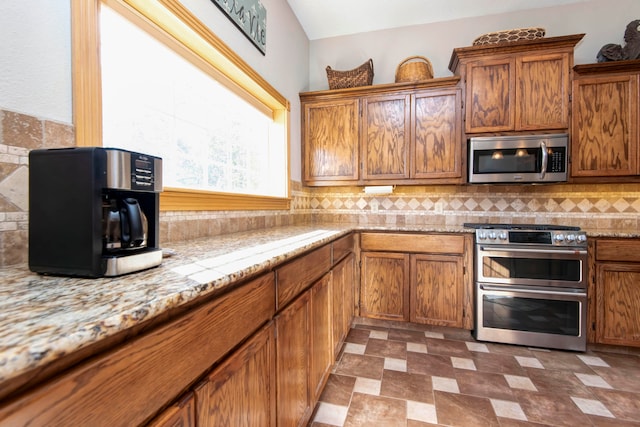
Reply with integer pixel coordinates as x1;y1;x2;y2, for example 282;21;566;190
300;78;463;186
571;60;640;180
303;98;360;183
362;94;411;180
449;34;583;135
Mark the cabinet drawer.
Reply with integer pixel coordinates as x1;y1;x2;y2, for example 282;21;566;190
276;244;331;309
596;239;640;263
0;273;276;427
360;232;464;254
332;233;354;264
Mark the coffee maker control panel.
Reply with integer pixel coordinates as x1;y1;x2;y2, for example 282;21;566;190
105;149;162;192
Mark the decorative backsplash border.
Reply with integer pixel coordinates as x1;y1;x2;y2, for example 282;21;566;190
295;184;640;231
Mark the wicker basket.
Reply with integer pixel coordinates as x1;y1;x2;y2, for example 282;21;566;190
395;56;434;83
326;59;374;90
473;27;546;46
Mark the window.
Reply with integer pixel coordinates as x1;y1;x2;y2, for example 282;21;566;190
71;0;290;210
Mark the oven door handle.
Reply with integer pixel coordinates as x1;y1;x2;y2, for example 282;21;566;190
479;246;587;255
480;284;586;297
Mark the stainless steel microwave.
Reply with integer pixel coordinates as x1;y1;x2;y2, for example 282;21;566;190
468;134;568;184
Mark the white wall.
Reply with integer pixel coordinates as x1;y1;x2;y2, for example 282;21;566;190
0;1;72;123
0;0;309;182
308;0;640;90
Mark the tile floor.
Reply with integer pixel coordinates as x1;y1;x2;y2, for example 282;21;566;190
309;319;640;427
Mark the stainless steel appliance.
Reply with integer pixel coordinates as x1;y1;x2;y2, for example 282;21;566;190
29;147;163;277
468;134;568;184
464;223;588;351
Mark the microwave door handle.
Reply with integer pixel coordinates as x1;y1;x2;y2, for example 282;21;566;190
540;140;548;179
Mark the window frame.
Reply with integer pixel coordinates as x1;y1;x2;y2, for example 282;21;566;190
71;0;291;211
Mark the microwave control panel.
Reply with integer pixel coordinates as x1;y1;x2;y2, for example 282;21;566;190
547;148;566;172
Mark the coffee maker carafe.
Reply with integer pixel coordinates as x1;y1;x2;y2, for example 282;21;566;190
29;147;163;277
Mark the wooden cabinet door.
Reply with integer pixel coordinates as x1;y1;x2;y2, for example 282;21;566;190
360;252;410;321
303;99;360;184
195;323;276;427
412;89;462;180
148;394;195;427
362;94;411;180
410;254;464;328
332;252;356;357
596;263;640;346
516;53;570;130
275;292;311;427
572;74;639;177
310;274;333;402
465;57;515;133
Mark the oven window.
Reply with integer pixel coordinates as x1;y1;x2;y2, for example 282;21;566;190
482;295;580;336
483;257;581;282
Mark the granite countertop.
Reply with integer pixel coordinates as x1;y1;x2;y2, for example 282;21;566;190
0;223;635;392
0;226;359;389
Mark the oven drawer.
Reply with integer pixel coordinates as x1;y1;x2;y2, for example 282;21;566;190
596;239;640;263
475;283;587;351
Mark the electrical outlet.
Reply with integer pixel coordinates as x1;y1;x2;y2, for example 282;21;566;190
434;201;444;213
371;199;379;213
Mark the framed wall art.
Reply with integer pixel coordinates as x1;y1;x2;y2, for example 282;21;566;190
210;0;267;55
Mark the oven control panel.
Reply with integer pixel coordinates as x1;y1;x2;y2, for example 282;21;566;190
475;229;587;247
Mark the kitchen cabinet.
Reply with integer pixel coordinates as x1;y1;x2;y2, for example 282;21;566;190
148;393;195;427
449;34;583;135
0;273;276;427
0;231;356;427
361;251;410;321
302;98;360;184
413;89;462;179
275;273;334;427
571;60;640;180
592;238;640;347
275;289;311;427
195;323;276;427
410;253;465;327
300;78;463;186
274;233;355;427
360;232;473;329
310;273;333;402
362;93;411;180
332;252;356;357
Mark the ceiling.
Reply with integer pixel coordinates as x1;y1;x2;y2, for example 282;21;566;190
286;0;591;40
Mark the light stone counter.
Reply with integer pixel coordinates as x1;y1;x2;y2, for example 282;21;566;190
0;226;355;389
1;223;633;393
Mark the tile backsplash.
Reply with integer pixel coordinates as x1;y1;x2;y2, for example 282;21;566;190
1;107;638;266
297;184;640;231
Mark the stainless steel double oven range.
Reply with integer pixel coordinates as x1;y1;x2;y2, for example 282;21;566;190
465;224;588;351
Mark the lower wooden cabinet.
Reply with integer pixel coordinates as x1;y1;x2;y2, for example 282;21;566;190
360;232;473;329
148;393;195;427
361;252;410;321
310;274;333;402
593;239;640;347
194;323;276;427
275;291;311;427
411;253;465;327
332;253;356;357
0;235;356;427
0;273;276;427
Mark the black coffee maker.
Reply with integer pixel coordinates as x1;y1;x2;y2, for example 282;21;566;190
29;147;163;277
